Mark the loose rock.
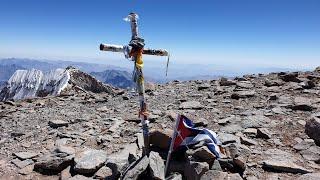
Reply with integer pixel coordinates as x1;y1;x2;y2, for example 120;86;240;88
74;149;108;174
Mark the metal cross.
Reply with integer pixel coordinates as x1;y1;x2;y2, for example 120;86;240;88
99;12;169;155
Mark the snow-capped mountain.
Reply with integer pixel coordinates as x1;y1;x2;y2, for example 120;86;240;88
0;67;114;101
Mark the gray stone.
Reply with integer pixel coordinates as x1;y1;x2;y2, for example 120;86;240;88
123;156;149;180
243;128;257;136
74;149;108;174
11;158;34;169
149;151;165;180
185;161;209;180
292;97;314;111
300;146;320;161
200;170;227;180
241;115;271;129
293;139;315;151
236;81;253;89
211;159;222;171
94;166;113;179
305;117;320;145
218;116;232;125
179;101;203;110
55;145;75;155
262;160;312;174
18;164;34;175
264;79;284;87
49;120;69;128
257;128;271;139
231;91;255;99
218;133;240;145
14;151;39;160
220;124;243;134
240;136;257;146
34;152;74;173
193;118;209;127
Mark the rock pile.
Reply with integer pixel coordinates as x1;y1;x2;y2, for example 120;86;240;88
0;68;320;179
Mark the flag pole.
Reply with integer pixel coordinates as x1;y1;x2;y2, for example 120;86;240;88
165;114;181;176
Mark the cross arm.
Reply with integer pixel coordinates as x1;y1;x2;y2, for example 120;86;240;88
99;43;169;56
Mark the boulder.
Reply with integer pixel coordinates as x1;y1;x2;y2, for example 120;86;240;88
305;117;320;145
74;149;108;174
149;129;172;150
149;151;165;180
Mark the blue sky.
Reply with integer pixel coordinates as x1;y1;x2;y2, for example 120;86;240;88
0;0;319;68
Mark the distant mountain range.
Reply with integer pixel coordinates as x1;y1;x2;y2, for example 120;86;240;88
0;58;133;90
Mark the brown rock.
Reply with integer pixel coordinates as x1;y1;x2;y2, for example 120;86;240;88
149;129;173;150
305;117;320;145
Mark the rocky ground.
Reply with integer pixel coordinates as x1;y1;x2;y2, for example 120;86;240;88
1;68;320;179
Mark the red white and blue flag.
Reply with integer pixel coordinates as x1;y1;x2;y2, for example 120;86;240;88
172;115;221;158
165;114;222;174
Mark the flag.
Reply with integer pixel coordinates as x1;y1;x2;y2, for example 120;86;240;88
165;114;222;175
172;115;221;158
